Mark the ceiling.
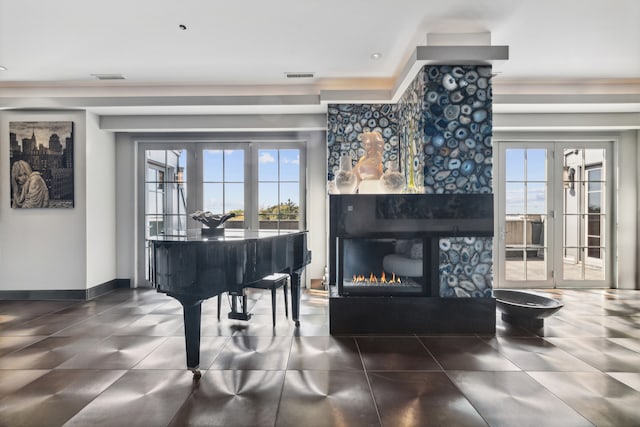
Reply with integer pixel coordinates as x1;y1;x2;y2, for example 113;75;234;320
0;0;639;117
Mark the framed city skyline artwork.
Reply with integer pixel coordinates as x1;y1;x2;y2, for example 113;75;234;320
9;121;75;209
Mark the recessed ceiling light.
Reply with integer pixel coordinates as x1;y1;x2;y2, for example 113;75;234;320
370;52;382;60
0;65;7;71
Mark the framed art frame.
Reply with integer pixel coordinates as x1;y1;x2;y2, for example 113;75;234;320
9;121;74;208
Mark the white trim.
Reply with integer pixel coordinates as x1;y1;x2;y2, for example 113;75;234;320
495;133;617;289
135;136;308;287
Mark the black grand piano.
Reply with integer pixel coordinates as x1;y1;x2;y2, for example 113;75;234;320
149;229;310;378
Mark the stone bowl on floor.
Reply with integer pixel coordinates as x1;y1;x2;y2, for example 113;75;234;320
493;289;564;328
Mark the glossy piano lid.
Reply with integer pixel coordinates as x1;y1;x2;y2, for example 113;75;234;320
148;228;307;242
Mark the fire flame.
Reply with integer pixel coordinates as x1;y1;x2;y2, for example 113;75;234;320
352;272;401;284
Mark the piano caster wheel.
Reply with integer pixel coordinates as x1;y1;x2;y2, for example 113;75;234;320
295;320;300;327
191;369;202;380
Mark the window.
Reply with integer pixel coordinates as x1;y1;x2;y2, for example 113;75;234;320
503;147;548;282
140;141;305;285
563;149;606;280
586;164;603;259
145;150;188;239
496;141;611;289
258;148;301;230
203;149;245;228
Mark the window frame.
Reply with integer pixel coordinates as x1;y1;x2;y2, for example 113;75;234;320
137;138;307;287
494;137;613;289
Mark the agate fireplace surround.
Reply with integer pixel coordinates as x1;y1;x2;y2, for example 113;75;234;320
329;194;495;334
338;237;434;297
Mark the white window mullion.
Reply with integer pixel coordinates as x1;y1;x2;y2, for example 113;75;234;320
247;143;259;230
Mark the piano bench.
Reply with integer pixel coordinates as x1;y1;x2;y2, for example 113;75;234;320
217;273;290;327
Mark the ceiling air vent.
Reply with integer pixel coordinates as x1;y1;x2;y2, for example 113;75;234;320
91;73;126;80
285;72;315;79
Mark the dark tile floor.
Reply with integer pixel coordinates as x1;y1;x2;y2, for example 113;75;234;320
1;288;639;426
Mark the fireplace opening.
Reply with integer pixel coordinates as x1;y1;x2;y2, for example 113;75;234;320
338;238;429;296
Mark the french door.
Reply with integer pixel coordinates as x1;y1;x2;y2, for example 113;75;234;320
496;141;612;288
138;141;305;287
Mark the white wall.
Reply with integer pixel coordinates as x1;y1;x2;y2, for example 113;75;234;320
85;112;117;287
1;109;635;293
617;130;639;289
115;133;137;282
637;130;640;288
0;111;87;290
305;131;327;281
113;130;327;287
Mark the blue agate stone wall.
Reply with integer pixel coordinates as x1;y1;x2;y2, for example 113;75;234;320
326;104;398;181
396;67;425;193
439;237;493;298
422;65;493;194
326;64;494;298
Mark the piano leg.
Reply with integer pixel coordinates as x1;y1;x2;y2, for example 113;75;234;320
290;271;302;327
177;296;203;380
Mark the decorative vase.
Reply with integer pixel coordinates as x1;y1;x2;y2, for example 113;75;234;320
381;163;405;193
333;154;357;194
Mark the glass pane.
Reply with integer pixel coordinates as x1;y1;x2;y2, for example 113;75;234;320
156;171;165;190
163;214;187;236
279;183;300;227
563;213;580;245
586;255;605;280
279;149;300;181
587;244;601;259
505;217;525;247
167;181;184;214
564;175;580;215
505;251;525;281
203;150;223;182
175;150;187;183
525;216;545;247
203;183;223;212
588;193;601;214
584;149;605;167
586;166;600;183
224;183;244;213
259;182;279;213
144;149;188;282
526;249;546;280
563;253;583;280
279;182;299;207
505;149;524;181
147;191;158;215
588;267;605;281
156;193;164;213
164;151;186;182
224;150;244;182
259;213;278;229
146;150;167;176
145;215;164;238
527;183;546;215
506;182;525;215
587;214;601;237
526;149;546;182
562;167;574;191
259;149;278;181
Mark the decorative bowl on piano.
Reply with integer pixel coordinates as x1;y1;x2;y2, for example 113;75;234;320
190;211;236;236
